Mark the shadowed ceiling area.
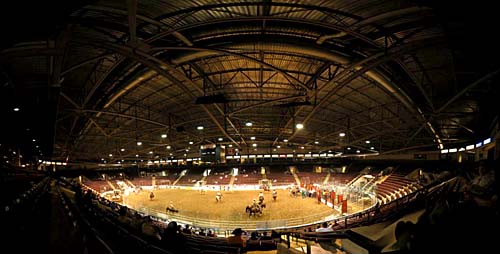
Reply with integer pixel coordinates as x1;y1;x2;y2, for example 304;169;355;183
1;0;499;163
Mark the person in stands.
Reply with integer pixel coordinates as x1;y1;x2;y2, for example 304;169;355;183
161;221;186;253
228;228;247;249
315;222;333;232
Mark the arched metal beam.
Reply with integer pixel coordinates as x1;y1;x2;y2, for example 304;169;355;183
69;109;170;128
149;2;362;39
285;38;445;142
61;53;112;76
153;46;310;92
75;39;241;148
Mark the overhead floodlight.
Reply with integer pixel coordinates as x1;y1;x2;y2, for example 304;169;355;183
365;140;370;144
252;143;257;147
189;141;194;145
476;142;482;148
459;148;465;151
314;141;319;144
197;126;204;130
166;145;171;149
245;122;253;127
441;149;449;154
109;154;113;157
161;134;167;138
347;147;351;150
356;150;360;153
277;145;281;148
135;154;139;157
370;147;375;150
250;136;256;140
296;123;304;129
149;151;153;154
483;138;491;145
228;144;233;147
283;139;288;142
32;139;36;142
137;141;142;146
339;132;346;137
13;107;20;112
120;148;125;152
218;138;223;141
300;146;304;149
449;148;457;153
466;145;474;150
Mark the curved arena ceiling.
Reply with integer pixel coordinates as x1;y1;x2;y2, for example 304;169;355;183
1;0;499;163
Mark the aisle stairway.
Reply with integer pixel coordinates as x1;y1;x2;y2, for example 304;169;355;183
292;171;301;186
105;180;116;190
125;179;136;188
172;174;184;186
229;175;236;187
323;173;331;185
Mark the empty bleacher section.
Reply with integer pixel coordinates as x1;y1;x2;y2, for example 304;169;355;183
83;179;111;192
328;172;358;185
131;176;153;187
0;169;46;207
175;172;204;186
155;175;177;186
233;172;262;185
204;172;231;185
375;167;422;204
296;171;328;185
266;171;296;185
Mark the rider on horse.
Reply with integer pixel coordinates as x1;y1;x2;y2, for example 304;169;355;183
272;190;277;201
258;192;265;203
216;191;223;202
166;201;178;213
247;199;264;217
149;191;155;200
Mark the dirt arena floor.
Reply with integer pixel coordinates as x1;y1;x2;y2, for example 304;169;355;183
122;188;339;224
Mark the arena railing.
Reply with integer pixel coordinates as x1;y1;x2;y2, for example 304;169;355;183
120;186;378;233
100;175;442;234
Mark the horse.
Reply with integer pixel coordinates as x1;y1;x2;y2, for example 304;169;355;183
215;193;223;203
149;191;155;200
245;205;262;217
246;202;265;217
166;207;179;213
